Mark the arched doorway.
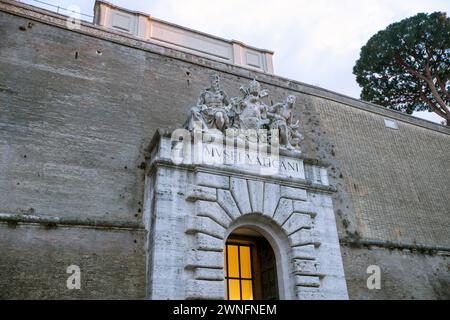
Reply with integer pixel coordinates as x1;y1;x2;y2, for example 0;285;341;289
224;227;279;300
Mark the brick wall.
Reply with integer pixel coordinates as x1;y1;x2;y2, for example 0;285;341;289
0;3;448;299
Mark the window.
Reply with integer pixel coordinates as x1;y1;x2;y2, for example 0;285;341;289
224;243;254;300
384;118;399;130
225;228;279;300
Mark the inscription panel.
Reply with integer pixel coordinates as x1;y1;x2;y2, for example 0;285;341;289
169;138;305;180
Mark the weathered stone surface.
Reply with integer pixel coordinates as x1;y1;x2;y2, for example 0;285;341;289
230;177;251;214
196;172;229;189
185;280;225;300
293;260;321;276
296;287;325;300
186;184;217;202
186;250;223;269
247;179;264;213
196;233;224;252
293;200;317;217
0;224;146;299
185;216;225;239
342;246;450;300
282;212;313;235
196;201;231;228
273;198;293;227
194;268;224;281
217;189;241;220
280;186;307;201
291;245;317;260
1;1;448;301
289;229;318;247
295;275;321;288
263;183;280;217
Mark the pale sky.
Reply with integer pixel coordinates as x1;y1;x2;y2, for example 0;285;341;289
20;0;450;124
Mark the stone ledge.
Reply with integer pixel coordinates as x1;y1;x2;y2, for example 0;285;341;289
340;237;450;253
0;212;144;230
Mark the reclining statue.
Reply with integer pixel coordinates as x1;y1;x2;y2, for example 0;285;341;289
185;74;231;132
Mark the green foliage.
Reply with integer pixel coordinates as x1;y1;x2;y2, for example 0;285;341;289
353;12;450;124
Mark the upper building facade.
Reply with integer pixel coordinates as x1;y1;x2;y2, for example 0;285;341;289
0;0;449;299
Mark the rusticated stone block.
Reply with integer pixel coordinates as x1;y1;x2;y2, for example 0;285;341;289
263;183;280;217
289;229;319;247
217;189;241;220
196;172;229;189
196;201;231;228
194;268;224;281
292;245;317;260
295;275;321;288
186;250;223;269
230;177;251;214
295;287;325;300
196;233;224;252
185;280;225;300
273;198;293;227
185;184;217;202
247;179;264;213
185;216;225;239
282;212;313;235
280;186;307;201
293;200;317;217
292;260;322;276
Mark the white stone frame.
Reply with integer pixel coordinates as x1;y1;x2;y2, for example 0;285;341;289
145;133;348;300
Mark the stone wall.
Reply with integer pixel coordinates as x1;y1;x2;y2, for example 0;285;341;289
0;1;449;299
316;100;450;247
0;223;146;299
341;245;450;300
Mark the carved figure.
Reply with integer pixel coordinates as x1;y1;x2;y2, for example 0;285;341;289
184;76;303;151
234;79;269;131
267;95;298;150
185;74;231;132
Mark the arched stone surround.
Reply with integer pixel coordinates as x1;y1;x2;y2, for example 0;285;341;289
225;214;295;300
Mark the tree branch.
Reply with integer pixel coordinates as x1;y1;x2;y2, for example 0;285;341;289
395;55;428;81
425;45;450;102
435;73;450;101
424;64;450;114
395;54;450;116
419;93;448;119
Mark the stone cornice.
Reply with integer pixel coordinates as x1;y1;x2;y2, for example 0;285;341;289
150;158;337;195
0;212;145;230
1;0;449;135
340;237;450;254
